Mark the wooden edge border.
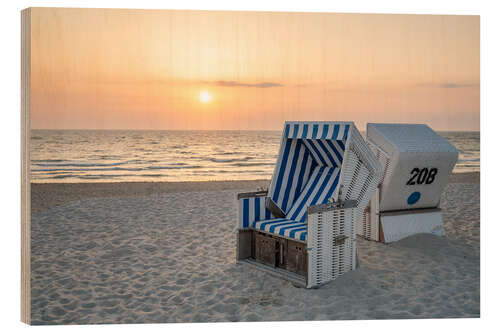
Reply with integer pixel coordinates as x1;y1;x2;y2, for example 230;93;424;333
21;7;31;325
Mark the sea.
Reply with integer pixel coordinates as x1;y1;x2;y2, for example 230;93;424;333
30;130;480;183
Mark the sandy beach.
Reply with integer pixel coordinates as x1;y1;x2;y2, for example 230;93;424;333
30;172;480;324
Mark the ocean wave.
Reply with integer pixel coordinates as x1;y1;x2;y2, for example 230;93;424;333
32;164;203;173
76;175;122;179
33;167;143;172
230;162;275;167
32;159;67;163
97;155;123;160
216;151;239;155
217;169;270;174
455;164;480;168
208;157;253;163
34;161;129;167
146;165;201;170
34;170;76;175
49;175;76;179
42;173;166;180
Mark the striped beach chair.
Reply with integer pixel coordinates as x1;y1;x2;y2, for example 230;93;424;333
237;121;382;288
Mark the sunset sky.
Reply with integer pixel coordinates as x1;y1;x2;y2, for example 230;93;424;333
30;8;479;131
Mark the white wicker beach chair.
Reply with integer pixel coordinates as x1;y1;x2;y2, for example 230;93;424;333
357;123;459;243
236;121;382;288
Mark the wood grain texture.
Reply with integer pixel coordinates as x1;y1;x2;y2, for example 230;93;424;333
21;7;31;325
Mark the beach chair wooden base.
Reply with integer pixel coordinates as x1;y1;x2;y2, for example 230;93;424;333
285;239;308;277
254;232;279;267
236;200;360;288
251;231;308;277
236;230;308;287
237;230;308;277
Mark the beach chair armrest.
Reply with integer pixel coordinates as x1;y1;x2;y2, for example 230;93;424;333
307;199;357;215
237;190;268;200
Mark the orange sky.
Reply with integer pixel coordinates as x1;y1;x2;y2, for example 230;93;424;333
30;8;479;131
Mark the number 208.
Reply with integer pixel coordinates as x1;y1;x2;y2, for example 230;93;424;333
406;167;438;185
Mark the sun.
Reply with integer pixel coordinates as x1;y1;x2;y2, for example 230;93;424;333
199;91;212;103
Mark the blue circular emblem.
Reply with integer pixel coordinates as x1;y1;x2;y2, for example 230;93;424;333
407;191;421;205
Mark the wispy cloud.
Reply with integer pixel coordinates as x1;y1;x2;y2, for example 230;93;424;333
208;80;283;88
440;82;479;88
416;81;479;89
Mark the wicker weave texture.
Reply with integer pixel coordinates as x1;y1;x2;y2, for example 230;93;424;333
339;127;382;231
307;207;356;288
356;140;387;241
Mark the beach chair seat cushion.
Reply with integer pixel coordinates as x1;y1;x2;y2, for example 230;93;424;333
253;218;307;242
250;166;341;242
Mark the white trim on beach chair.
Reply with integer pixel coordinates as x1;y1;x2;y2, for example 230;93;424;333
357;123;459;243
236;121;382;288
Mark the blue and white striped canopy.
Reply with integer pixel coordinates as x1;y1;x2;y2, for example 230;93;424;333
268;122;352;218
283;122;350;140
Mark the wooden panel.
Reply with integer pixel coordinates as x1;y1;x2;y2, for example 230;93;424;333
236;229;253;260
254;232;278;267
286;239;307;277
21;7;31;325
277;237;287;269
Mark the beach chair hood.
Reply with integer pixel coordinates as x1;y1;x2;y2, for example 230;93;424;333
367;123;458;211
357;123;459;243
267;121;381;225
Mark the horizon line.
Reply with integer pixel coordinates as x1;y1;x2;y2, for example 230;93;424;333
31;128;480;132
